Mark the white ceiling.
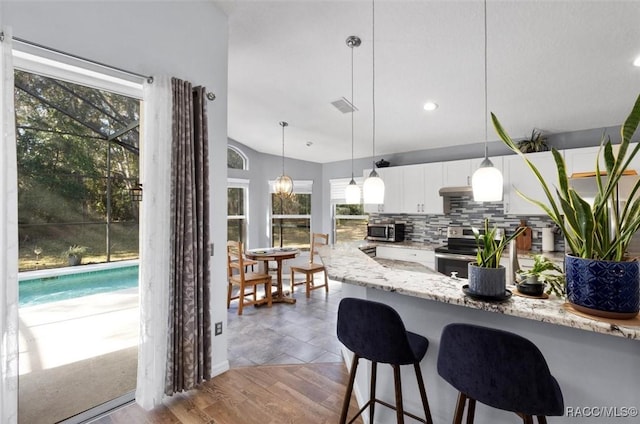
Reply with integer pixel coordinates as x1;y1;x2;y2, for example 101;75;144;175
215;0;640;164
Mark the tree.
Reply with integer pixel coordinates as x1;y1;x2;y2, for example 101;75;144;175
15;69;140;258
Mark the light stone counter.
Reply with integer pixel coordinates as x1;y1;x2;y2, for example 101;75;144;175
361;239;565;261
320;242;639;340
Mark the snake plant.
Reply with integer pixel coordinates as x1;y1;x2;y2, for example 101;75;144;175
492;94;640;261
472;219;526;268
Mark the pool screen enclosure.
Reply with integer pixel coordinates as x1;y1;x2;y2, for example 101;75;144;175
15;69;141;270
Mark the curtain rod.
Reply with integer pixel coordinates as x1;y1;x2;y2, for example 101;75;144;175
1;32;154;83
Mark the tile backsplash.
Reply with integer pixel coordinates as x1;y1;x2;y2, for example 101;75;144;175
370;196;565;253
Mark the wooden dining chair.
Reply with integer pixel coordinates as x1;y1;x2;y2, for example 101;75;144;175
290;233;329;298
227;240;272;315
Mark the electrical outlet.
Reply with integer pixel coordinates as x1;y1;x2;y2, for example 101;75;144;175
214;321;223;336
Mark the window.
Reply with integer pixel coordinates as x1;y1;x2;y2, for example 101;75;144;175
330;177;367;243
228;179;249;245
227;145;247;170
334;204;368;243
271;180;312;249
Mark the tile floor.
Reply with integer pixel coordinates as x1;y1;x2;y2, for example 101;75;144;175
226;276;346;367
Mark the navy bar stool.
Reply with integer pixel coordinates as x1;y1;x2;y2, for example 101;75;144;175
437;323;564;424
337;297;433;424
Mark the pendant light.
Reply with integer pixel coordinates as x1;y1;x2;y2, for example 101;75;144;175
274;121;293;197
471;0;503;202
362;0;385;204
345;35;362;204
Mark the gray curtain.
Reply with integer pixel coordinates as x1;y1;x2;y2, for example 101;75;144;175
166;78;212;395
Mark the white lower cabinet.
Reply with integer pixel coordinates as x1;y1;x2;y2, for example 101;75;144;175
376;246;435;269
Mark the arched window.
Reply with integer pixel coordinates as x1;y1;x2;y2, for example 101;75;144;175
227;145;247;170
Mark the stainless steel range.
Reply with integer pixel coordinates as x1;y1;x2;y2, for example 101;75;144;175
435;226;504;278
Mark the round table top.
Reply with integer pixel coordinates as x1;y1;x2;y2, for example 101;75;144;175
245;248;300;260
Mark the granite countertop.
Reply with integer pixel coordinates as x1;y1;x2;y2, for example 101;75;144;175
360;240;565;263
319;242;639;340
355;240;439;251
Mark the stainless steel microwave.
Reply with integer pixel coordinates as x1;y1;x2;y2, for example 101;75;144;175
367;223;405;242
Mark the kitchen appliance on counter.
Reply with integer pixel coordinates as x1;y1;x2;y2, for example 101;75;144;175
435;226;504;278
366;223;405;242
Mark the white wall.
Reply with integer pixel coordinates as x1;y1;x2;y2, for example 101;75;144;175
228;138;323;249
2;0;230;376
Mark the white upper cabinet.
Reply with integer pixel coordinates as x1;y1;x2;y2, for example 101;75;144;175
363;167;403;214
401;164;424;213
565;143;640;176
378;167;403;213
503;151;562;215
402;162;444;214
564;146;605;176
443;158;501;188
443;159;473;186
364;163;444;215
422;162;445;214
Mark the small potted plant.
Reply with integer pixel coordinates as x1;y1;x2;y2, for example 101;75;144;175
62;245;87;266
468;219;525;297
516;129;549;153
516;254;565;297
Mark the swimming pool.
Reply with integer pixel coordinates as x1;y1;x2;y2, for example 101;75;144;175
19;263;139;307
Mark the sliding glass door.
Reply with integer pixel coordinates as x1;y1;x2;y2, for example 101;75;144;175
15;64;142;423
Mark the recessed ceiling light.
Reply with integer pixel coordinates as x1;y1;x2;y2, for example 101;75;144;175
423;102;438;111
634;56;640;67
306;141;313;147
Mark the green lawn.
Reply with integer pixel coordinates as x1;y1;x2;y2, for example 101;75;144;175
18;222;139;272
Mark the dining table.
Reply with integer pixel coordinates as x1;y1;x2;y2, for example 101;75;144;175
244;247;300;304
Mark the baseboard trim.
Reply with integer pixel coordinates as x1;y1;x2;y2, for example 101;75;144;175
211;359;230;377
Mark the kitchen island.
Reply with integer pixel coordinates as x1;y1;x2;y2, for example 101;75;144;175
319;242;640;423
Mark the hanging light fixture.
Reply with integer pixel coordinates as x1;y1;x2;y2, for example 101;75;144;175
345;35;362;204
472;0;503;202
274;121;294;197
362;0;385;204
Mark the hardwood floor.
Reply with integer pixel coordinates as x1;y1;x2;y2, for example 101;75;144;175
91;363;363;424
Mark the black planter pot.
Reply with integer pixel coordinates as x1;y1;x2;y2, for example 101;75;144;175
565;254;640;319
517;281;545;297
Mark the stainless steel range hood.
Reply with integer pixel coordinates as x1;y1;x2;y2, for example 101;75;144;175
439;186;473;214
438;186;473;197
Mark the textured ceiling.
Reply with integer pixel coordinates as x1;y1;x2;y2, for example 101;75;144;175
215;0;640;163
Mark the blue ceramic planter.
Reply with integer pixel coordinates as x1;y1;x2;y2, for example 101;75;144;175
565;255;640;319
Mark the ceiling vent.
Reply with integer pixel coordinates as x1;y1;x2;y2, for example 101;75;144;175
331;97;358;113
